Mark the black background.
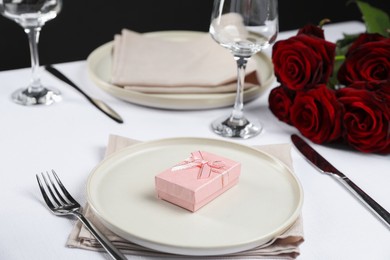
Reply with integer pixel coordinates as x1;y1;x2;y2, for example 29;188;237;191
0;0;388;71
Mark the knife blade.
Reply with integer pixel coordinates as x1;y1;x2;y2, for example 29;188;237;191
291;134;390;229
45;65;123;124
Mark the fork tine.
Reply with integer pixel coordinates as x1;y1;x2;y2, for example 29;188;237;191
41;171;64;207
36;174;56;209
51;170;79;206
46;171;71;205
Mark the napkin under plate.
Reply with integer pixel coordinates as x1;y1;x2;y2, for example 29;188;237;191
111;29;260;94
66;135;304;259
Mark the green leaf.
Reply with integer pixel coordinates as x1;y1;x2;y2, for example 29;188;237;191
335;33;360;56
328;57;345;90
355;0;390;37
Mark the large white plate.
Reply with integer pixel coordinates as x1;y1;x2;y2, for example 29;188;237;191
87;137;303;256
87;31;275;110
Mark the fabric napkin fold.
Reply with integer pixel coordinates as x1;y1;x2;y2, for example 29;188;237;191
66;135;304;259
111;29;260;94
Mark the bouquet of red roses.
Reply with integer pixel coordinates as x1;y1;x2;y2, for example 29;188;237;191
269;1;390;154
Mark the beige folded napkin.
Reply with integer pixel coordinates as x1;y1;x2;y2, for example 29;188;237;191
111;29;260;94
66;135;304;259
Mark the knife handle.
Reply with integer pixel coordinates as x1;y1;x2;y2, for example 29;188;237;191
333;173;390;229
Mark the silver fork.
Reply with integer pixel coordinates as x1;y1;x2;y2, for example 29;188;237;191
36;170;127;260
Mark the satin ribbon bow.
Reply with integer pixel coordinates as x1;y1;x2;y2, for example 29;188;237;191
171;151;225;179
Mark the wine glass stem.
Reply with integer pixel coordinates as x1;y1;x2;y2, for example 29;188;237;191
231;56;250;123
24;27;43;93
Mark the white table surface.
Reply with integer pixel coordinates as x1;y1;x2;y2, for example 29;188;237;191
0;21;389;260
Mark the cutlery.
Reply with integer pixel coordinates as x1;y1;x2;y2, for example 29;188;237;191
36;170;127;260
45;65;123;124
291;134;390;229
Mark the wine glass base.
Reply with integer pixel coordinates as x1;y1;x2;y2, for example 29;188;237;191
211;115;262;139
12;87;61;106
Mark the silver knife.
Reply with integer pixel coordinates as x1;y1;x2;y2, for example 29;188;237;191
45;65;123;124
291;134;390;229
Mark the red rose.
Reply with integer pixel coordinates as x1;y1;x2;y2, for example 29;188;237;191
338;34;390;85
376;81;390;100
268;85;295;124
346;33;385;55
346;80;389;91
272;30;336;91
297;24;325;39
290;85;343;143
337;87;390;153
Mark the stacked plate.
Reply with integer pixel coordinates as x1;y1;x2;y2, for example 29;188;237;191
86;31;275;110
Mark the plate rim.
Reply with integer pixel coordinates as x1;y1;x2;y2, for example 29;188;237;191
86;30;275;110
86;137;303;256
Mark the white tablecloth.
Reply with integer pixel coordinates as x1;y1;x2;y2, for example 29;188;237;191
0;21;389;260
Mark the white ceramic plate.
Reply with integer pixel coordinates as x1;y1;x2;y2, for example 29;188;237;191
87;137;303;256
86;31;275;110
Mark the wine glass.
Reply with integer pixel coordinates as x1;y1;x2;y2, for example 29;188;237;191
0;0;62;105
209;0;278;138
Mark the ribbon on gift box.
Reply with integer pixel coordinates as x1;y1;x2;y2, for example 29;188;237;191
171;151;225;179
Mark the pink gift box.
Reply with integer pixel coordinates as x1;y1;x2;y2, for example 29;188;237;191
155;151;241;212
